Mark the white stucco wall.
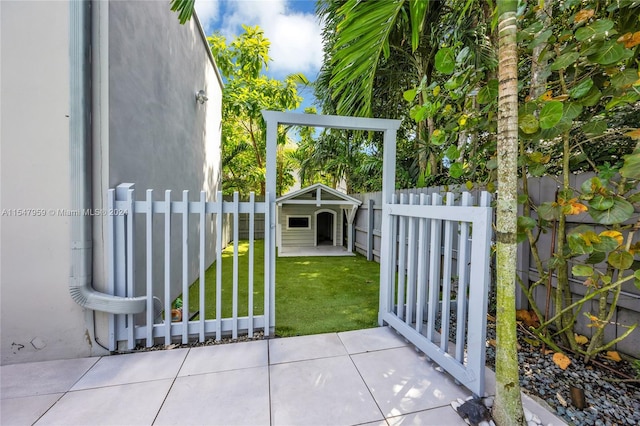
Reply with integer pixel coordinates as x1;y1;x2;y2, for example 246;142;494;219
0;1;93;364
1;0;223;363
101;1;223;330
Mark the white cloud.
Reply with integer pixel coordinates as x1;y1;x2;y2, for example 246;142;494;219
212;0;323;78
194;0;221;29
266;13;323;77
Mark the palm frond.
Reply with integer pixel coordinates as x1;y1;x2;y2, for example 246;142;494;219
170;0;195;24
329;0;407;117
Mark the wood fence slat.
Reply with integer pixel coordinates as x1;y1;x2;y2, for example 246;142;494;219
146;189;154;347
126;188;135;349
440;193;455;353
405;194;418;326
181;190;189;344
199;191;206;342
107;189;117;350
264;191;271;336
164;190;172;346
396;193;407;321
232;192;239;340
455;192;472;362
426;193;442;343
248;192;255;337
415;193;428;332
215;191;223;340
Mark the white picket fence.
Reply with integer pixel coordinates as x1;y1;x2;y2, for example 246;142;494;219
107;183;273;350
379;191;492;397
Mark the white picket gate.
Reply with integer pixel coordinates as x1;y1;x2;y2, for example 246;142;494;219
378;190;493;397
106;183;274;350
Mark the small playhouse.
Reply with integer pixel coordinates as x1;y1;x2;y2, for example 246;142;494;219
276;183;362;257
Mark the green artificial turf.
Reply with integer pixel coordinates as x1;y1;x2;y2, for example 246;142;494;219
186;240;380;337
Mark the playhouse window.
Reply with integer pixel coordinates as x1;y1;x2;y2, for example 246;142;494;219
287;216;310;229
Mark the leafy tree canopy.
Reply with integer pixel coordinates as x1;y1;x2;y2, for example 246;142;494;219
209;25;307;196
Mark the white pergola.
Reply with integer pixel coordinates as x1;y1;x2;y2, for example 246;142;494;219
262;110;401;326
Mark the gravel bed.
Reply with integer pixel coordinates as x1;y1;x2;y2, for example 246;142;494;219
130;331;265;352
484;321;640;426
434;313;640;426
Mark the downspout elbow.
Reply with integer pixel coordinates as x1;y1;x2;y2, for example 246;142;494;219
69;280;146;314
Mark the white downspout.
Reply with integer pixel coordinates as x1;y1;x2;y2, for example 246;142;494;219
69;0;144;314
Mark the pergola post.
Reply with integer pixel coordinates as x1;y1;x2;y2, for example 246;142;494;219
378;126;398;325
264;114;278;336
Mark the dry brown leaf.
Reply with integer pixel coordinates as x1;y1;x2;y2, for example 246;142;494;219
544;349;554;355
604;351;622;362
526;310;540;327
574;334;589;345
600;230;623;246
553;352;572;370
620;31;640;48
487;339;497;348
618;33;633;43
540;90;553;101
624;129;640;140
516;310;531;322
516;309;540;327
566;201;589;215
574;9;595;24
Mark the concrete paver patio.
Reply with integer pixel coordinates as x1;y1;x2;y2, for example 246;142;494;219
1;327;565;426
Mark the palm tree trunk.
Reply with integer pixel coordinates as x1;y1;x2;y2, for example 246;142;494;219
529;1;552;99
493;1;525;424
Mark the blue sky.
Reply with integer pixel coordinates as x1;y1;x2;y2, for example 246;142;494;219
195;0;323;111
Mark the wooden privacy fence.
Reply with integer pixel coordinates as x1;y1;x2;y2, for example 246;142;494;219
378;191;492;397
107;183;274;350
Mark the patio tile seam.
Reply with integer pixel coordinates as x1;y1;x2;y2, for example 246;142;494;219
71;376;185;392
0;391;66;401
30;392;66;425
178;362;270;377
267;338;273;426
59;356;102;394
346;352;388;424
151;347;192;425
267;353;350;366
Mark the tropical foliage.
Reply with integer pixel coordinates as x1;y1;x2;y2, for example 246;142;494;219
209;25;307;196
170;0;640;367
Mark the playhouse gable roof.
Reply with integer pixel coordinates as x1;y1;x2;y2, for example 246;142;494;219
276;183;362;206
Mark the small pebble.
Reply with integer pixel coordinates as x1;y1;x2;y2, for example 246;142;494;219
524;408;533;421
482;397;494;408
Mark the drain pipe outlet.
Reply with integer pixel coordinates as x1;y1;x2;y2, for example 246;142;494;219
69;0;145;314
